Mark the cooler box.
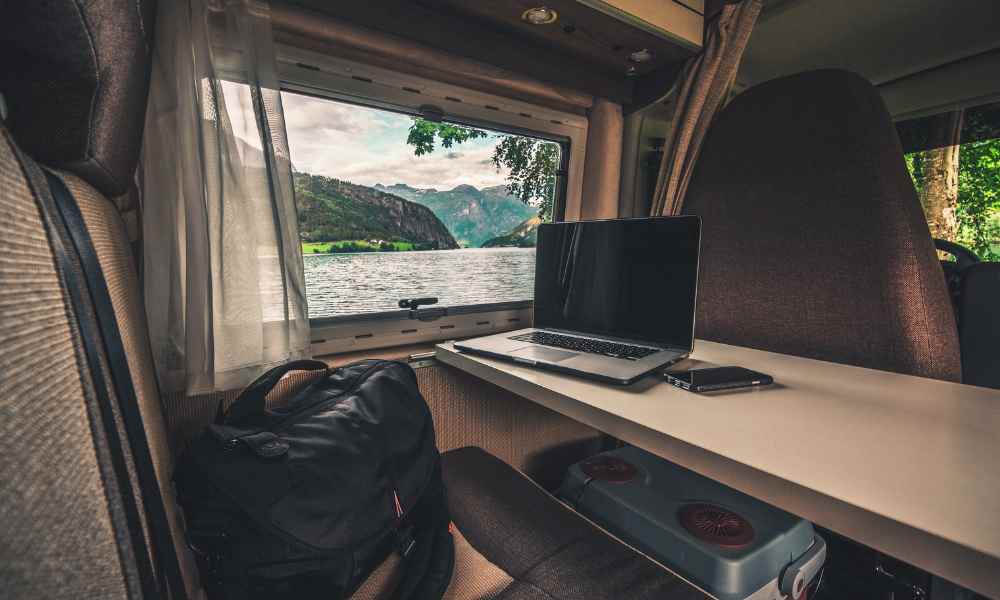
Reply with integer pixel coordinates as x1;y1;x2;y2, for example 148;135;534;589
558;447;825;600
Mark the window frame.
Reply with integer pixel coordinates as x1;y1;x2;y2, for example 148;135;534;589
275;43;588;355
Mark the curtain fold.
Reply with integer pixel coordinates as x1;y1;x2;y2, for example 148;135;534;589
142;0;310;395
650;0;762;216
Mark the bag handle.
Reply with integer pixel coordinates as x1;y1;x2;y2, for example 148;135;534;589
222;360;329;424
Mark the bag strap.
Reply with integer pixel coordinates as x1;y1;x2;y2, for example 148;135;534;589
36;168;187;599
393;467;455;600
223;359;328;424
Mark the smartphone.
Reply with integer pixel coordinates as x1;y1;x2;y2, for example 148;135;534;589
665;366;773;393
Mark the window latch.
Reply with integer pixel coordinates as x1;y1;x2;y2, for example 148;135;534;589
399;297;447;321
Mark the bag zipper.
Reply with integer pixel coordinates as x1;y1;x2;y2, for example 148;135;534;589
393;489;404;519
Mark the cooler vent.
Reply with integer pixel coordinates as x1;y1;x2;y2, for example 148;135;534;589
678;503;755;548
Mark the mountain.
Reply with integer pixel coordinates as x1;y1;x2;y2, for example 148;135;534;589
295;173;459;249
374;183;435;202
481;215;542;248
375;183;537;248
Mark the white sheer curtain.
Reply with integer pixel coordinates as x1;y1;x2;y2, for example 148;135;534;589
142;0;310;394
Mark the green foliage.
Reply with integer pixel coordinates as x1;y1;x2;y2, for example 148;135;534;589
904;153;923;196
491;137;558;222
405;118;560;221
955;135;1000;261
301;239;428;254
294;172;458;250
406;120;488;156
906;130;1000;261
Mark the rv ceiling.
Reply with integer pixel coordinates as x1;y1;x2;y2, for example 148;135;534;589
740;0;1000;119
274;0;702;109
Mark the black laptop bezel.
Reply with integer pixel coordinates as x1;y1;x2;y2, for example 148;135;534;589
531;215;702;355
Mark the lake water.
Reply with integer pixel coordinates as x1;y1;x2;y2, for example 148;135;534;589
304;247;536;319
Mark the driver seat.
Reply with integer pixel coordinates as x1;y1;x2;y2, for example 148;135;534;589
935;240;1000;389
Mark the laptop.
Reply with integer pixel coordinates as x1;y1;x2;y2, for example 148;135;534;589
455;216;701;384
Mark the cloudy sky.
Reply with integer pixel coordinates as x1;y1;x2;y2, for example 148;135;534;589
279;91;511;190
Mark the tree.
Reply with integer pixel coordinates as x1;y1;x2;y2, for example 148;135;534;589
491;135;559;222
906;109;1000;261
915;111;963;240
405;118;559;221
406;120;488;155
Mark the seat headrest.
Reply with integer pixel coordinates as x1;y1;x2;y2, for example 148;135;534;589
0;0;156;197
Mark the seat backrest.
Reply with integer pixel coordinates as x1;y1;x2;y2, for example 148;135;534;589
0;125;142;600
1;1;202;598
681;69;961;381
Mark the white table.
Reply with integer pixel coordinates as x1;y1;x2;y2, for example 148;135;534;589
435;340;1000;598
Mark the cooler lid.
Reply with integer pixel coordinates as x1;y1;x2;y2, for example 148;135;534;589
561;447;816;600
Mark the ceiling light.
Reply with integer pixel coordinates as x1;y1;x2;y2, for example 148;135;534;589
629;49;654;63
521;7;558;25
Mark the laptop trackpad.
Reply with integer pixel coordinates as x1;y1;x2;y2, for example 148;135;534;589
511;346;578;363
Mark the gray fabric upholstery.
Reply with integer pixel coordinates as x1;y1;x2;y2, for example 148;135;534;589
1;126;136;599
0;0;156;197
57;170;202;596
441;447;711;600
0;128;201;597
682;69;962;381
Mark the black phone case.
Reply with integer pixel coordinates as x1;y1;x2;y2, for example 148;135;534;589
666;372;773;393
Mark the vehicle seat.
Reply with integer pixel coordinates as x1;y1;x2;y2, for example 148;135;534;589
956;263;1000;388
932;239;1000;389
1;1;203;597
681;69;961;382
440;446;711;600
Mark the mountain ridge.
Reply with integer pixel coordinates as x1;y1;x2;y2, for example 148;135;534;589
375;182;537;247
295;173;458;250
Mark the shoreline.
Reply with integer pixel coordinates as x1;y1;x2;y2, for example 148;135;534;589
303;246;535;256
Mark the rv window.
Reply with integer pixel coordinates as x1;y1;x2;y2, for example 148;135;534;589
281;90;563;329
897;101;1000;261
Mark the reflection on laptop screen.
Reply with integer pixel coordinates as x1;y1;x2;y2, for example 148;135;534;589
533;217;701;350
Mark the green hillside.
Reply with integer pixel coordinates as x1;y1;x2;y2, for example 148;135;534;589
376;183;537;247
295;173;458;250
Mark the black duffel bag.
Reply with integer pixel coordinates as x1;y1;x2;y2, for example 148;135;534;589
175;359;454;599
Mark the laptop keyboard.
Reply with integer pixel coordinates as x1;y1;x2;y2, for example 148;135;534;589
509;331;659;360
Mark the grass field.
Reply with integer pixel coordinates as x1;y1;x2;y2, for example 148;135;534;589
302;240;417;254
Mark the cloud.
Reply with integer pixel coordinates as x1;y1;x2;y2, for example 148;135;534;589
279;90;512;190
282;92;380;137
338;144;509;189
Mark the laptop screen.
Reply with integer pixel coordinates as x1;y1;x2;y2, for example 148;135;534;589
533;216;701;350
